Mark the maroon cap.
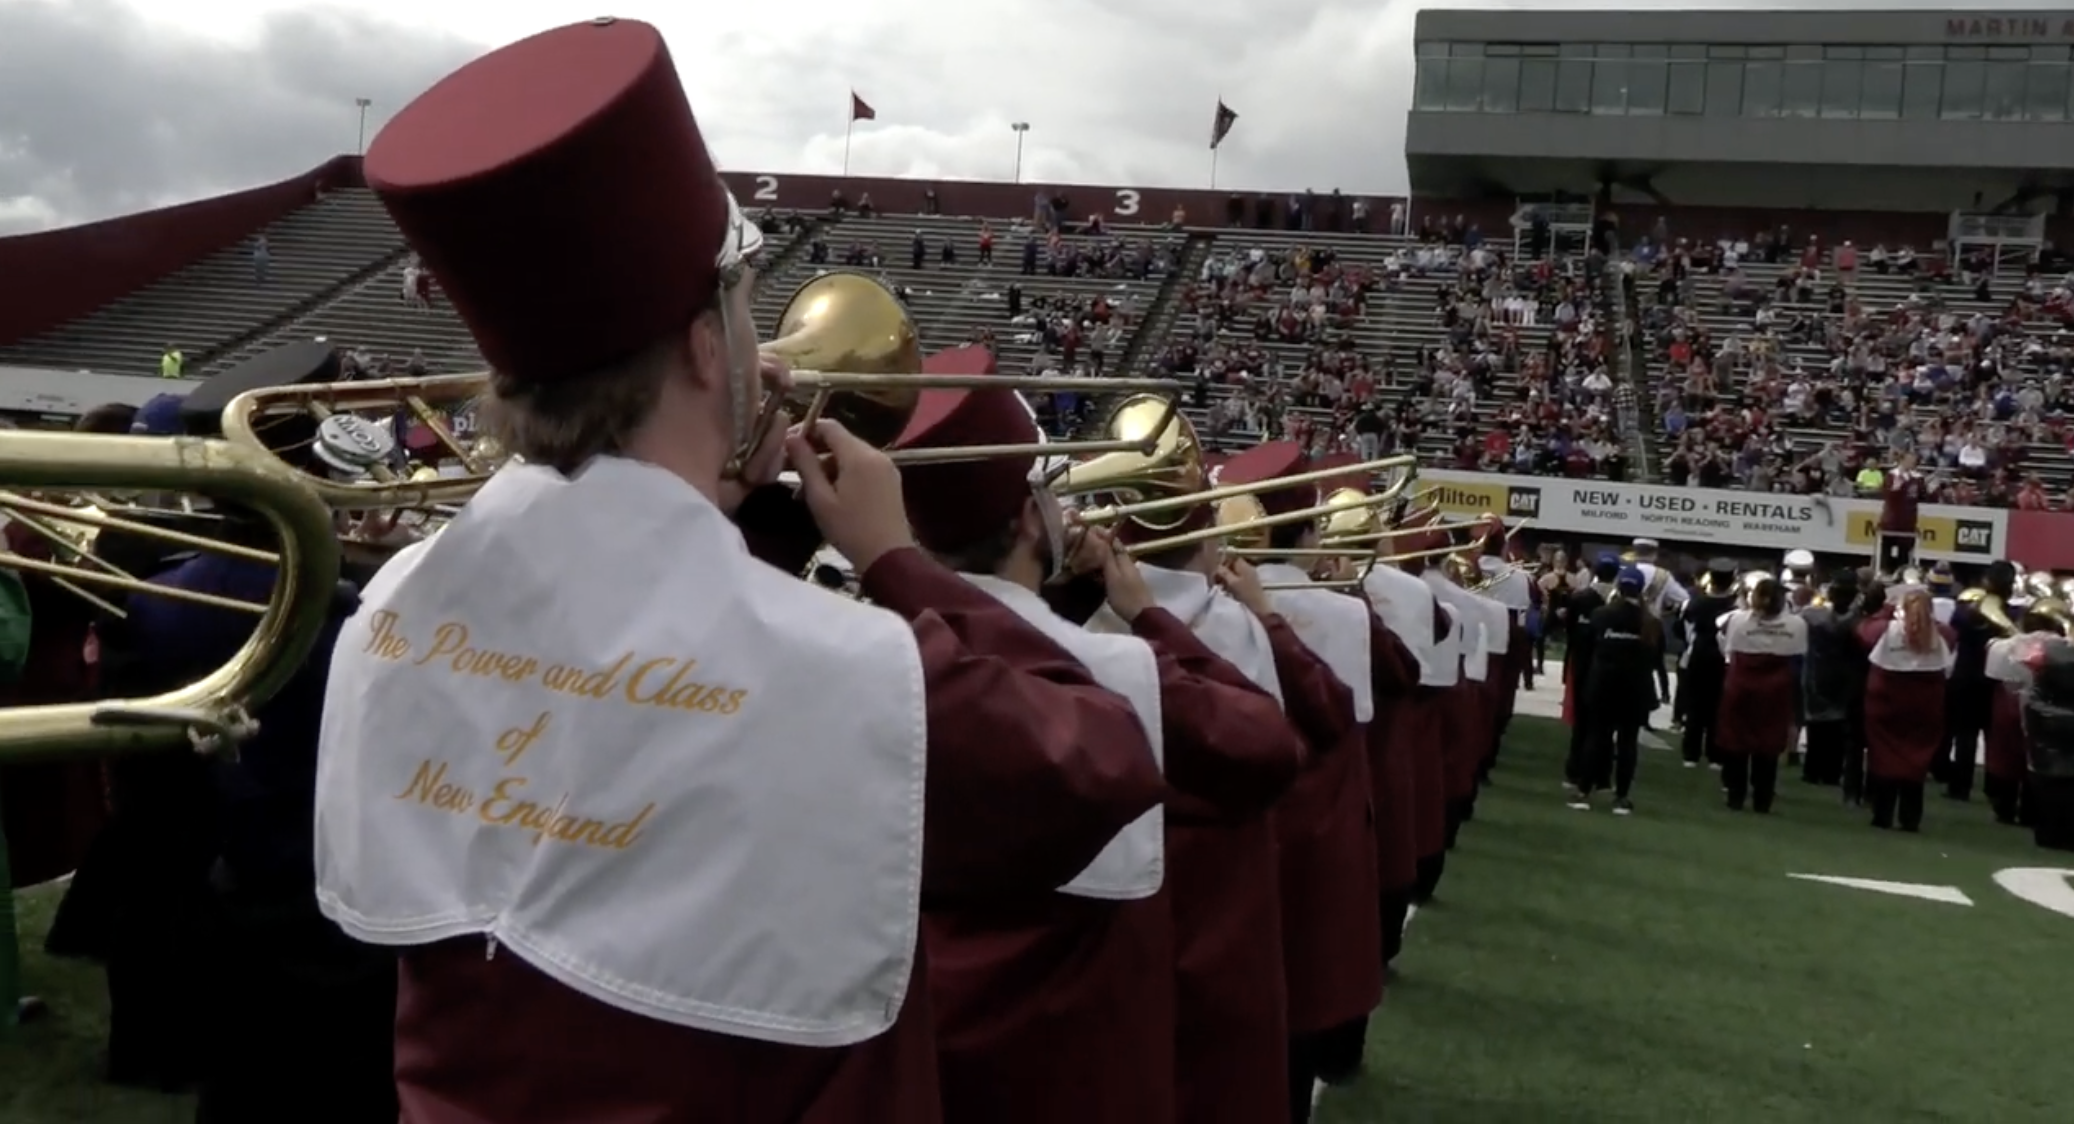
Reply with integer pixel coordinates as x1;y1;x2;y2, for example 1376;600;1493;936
365;18;756;386
893;354;1038;553
1218;441;1314;518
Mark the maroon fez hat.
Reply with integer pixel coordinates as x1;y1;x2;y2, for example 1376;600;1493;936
364;18;760;386
893;385;1041;553
1218;441;1315;518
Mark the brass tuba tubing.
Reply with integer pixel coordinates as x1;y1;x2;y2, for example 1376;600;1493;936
1073;453;1418;527
0;431;340;764
222;374;490;511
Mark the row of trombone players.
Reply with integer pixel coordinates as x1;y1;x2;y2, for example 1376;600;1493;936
0;270;1546;1124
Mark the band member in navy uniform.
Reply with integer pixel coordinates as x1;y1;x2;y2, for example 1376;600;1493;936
88;344;398;1122
1561;553;1619;789
1566;567;1655;813
1940;561;2016;802
1799;570;1867;794
1676;559;1738;769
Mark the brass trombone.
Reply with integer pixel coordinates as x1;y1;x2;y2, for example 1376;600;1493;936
0;430;340;763
218;271;1186;510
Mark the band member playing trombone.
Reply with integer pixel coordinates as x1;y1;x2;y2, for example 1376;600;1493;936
1216;442;1421;1118
1371;510;1462;903
1050;439;1310;1124
886;384;1293;1124
317;20;1167;1123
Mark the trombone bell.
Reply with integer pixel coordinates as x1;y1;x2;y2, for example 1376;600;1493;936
760;271;926;448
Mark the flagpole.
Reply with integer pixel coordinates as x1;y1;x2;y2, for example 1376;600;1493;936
843;117;855;179
1210;145;1220;191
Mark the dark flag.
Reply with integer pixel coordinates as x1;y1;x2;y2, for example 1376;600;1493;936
1210;100;1238;150
851;92;877;123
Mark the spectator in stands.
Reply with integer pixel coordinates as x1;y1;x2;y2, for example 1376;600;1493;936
251;235;270;285
159;344;184;379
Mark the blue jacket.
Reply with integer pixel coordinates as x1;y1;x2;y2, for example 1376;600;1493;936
121;553;351;895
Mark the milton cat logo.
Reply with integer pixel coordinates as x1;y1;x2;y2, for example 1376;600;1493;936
1953;519;1994;554
1504;487;1541;519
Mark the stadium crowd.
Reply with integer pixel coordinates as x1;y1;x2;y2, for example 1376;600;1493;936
1633;225;2074;506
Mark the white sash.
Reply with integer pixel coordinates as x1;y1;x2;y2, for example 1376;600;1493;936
1255;562;1374;723
1723;609;1808;660
1090;565;1282;703
1420;570;1471;686
313;458;928;1048
1869;615;1956;675
1365;565;1452;687
1477;557;1533;612
1476;591;1511;656
1986;634;2047;687
961;574;1165;900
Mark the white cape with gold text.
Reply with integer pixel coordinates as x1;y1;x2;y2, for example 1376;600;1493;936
313;458;928;1048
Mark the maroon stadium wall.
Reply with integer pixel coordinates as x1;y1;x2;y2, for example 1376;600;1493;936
0;156;364;347
717;170;1408;227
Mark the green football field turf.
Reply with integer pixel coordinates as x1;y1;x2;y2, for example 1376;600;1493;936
1318;717;2074;1124
4;715;2068;1123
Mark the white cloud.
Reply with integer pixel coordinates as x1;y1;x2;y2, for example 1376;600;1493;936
4;0;2071;232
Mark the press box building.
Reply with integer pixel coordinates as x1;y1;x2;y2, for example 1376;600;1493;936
1405;6;2074;248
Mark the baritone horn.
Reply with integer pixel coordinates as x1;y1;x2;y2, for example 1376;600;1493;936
747;271;1185;468
0;430;340;763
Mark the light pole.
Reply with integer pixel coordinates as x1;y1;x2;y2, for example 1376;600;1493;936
355;98;373;155
1010;122;1030;184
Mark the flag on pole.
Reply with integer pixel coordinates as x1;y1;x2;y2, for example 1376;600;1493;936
1210;100;1238;150
851;92;877;123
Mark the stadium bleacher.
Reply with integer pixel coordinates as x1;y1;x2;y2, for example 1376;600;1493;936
1638;235;2074;507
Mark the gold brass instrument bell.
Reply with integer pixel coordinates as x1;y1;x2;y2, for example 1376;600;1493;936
1056;434;1421;558
0;428;340;763
754;271;1186;467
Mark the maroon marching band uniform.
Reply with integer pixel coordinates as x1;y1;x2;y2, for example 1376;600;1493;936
1715;616;1802;759
888;378;1301;1124
1858;602;1958;790
1219;444;1418;1084
1078;488;1308;1124
353;20;1174;1123
1368;509;1457;901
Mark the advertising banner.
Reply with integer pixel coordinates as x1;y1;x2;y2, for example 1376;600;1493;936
1417;470;2006;563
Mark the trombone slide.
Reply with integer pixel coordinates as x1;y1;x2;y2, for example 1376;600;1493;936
0;431;340;764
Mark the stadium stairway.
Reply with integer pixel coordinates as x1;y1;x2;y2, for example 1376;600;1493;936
0;189;403;378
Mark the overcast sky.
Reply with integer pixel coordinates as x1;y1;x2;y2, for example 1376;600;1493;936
0;0;2057;234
